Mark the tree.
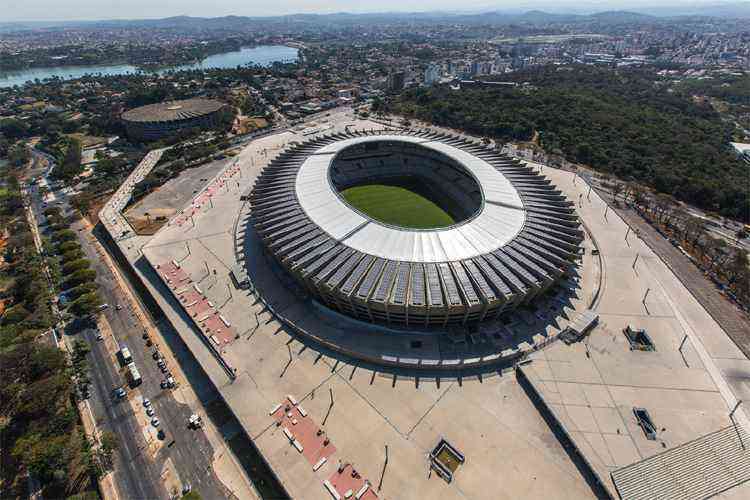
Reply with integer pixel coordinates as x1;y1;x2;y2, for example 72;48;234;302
371;96;384;113
52;229;76;242
97;431;119;473
43;207;62;218
62;258;91;275
69;292;101;317
64;269;97;289
727;248;749;284
0;118;30;140
683;216;706;247
52;138;83;181
67;282;99;301
72;339;90;365
611;181;624;206
1;304;30;325
61;249;85;263
56;240;81;254
390;66;750;221
8;143;30;168
628;183;646;208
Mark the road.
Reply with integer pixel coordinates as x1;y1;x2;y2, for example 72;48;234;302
79;325;166;500
26;148;229;500
76;221;228;499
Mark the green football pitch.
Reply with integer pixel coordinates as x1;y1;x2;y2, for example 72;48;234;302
341;184;455;229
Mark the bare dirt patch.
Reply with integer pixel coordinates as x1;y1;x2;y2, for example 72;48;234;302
124;210;175;235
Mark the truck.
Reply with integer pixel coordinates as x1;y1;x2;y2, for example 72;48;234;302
118;344;132;365
188;414;203;429
126;362;142;387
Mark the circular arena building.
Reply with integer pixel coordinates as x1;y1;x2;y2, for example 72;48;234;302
249;129;583;330
122;98;226;142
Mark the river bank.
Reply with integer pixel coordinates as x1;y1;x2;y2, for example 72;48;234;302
0;45;299;88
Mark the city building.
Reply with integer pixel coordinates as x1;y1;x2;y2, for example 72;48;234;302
121;98;226;142
424;64;441;85
386;71;405;93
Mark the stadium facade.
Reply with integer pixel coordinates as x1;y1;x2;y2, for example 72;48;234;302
121;98;226;142
249;130;583;329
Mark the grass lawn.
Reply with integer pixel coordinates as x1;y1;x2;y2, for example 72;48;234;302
341;184;454;229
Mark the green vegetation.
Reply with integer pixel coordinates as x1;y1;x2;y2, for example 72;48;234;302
7;144;30;169
390;66;749;221
51;137;83;181
0;118;31;140
676;74;750;106
341;184;455;229
674;74;750;136
0;165;104;498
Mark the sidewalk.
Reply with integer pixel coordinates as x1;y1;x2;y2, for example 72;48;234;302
76;392;120;500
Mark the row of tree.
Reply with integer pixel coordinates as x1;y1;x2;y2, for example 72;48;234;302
604;178;750;307
42;206;103;318
0;170;109;498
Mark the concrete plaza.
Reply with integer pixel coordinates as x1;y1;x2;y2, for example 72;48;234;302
103;109;750;499
520;164;750;498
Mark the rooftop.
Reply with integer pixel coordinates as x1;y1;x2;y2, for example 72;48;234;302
121;98;224;123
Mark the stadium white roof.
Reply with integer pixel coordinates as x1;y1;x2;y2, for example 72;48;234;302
295;134;526;263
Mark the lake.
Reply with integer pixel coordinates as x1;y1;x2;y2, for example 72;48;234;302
0;45;299;88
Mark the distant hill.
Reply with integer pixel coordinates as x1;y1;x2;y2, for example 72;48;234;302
2;4;747;31
589;10;657;22
638;2;750;18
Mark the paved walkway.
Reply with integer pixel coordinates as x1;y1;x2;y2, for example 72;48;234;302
520;163;750;498
611;200;750;357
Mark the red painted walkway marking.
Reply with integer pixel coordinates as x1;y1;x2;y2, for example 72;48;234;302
203;314;234;343
156;261;236;344
272;401;337;466
328;464;378;500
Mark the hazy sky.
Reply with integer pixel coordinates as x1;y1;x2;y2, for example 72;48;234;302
4;0;720;21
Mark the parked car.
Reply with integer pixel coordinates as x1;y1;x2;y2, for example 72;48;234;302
146;407;155;417
96;332;104;341
143;398;151;408
114;388;126;399
151;418;160;427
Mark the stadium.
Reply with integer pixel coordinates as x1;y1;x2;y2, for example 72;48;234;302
121;98;226;142
249;130;584;330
